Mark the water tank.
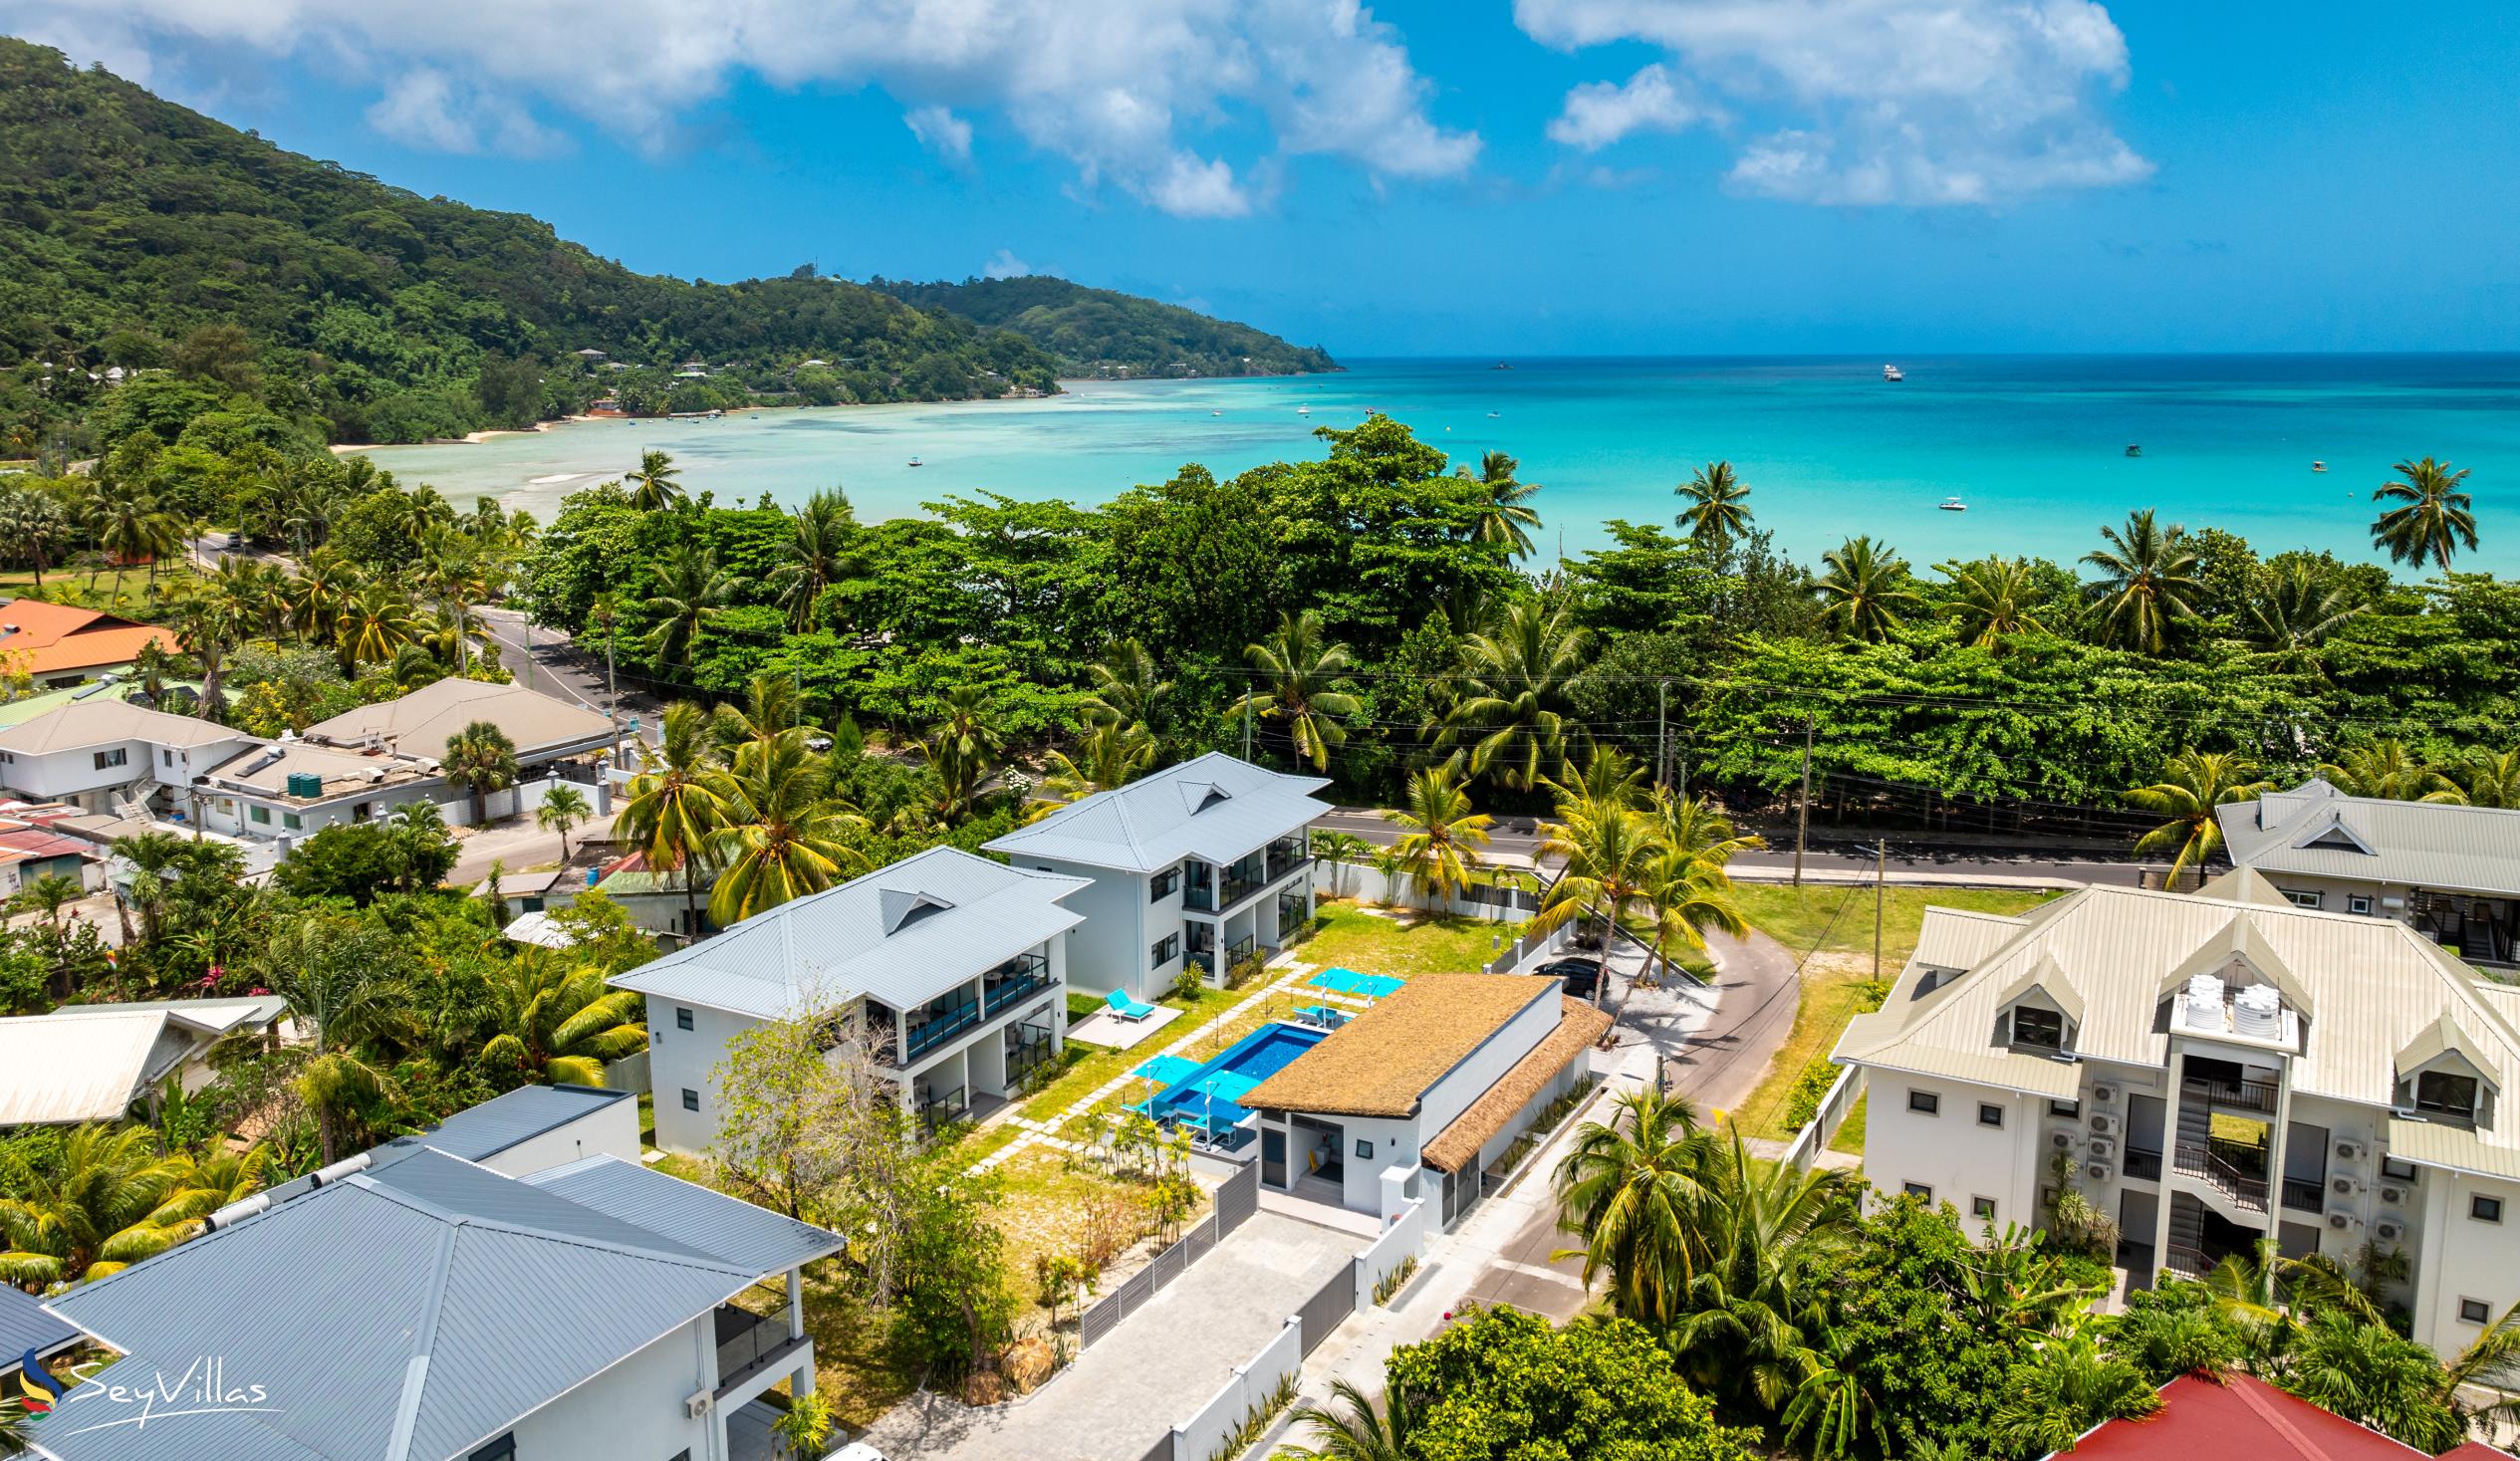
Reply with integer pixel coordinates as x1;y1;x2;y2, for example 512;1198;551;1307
2232;984;2283;1039
284;771;324;799
2184;973;2225;1026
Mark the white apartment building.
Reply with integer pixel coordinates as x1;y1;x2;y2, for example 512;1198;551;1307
985;751;1330;1001
0;698;258;817
2221;778;2520;967
1833;868;2520;1357
613;846;1084;1153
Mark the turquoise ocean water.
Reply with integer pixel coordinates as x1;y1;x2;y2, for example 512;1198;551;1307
359;356;2520;572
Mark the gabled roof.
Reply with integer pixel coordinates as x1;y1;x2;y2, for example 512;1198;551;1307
2394;1013;2500;1091
0;698;250;755
1420;997;1612;1172
0;1284;79;1378
303;678;613;761
1242;975;1561;1118
0;600;177;675
0;1009;185;1125
1995;951;2086;1027
33;1150;839;1461
2154;914;2317;1019
2061;1371;2429;1459
2219;779;2520;897
985;751;1331;873
400;1085;634;1164
609;846;1087;1019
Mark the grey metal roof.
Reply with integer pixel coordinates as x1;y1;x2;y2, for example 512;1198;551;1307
984;751;1331;873
609;845;1086;1019
523;1156;843;1276
0;1283;78;1375
2219;779;2520;896
32;1149;835;1461
400;1084;633;1163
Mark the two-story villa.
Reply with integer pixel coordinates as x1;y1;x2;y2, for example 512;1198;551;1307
613;845;1084;1152
985;751;1330;1001
2220;778;2520;968
1833;869;2520;1358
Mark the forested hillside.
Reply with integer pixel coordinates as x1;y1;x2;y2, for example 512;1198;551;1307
874;274;1337;377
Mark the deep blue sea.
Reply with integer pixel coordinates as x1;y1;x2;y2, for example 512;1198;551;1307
360;356;2520;572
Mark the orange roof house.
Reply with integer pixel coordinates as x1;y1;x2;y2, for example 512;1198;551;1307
0;600;178;681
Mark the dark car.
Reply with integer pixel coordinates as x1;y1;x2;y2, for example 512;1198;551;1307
1537;956;1603;997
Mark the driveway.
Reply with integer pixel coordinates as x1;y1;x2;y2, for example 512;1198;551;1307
1655;927;1802;1115
444;810;619;887
857;1210;1357;1460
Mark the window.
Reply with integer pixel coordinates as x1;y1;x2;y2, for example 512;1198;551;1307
680;1089;700;1112
2010;1006;2065;1051
2473;1195;2504;1224
160;748;174;767
1151;933;1180;966
2049;1098;2082;1118
1978;1102;2005;1129
1902;1182;1933;1201
1355;1139;1374;1159
249;805;271;825
2416;1070;2480;1120
1907;1090;1940;1116
2461;1298;2493;1325
2283;888;2323;909
282;813;302;831
2381;1156;2418;1183
1971;1196;1997;1222
468;1438;516;1461
675;1007;694;1032
1150;867;1180;901
92;747;127;770
2349;894;2374;916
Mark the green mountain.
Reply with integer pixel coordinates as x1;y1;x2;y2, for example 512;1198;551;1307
873;275;1337;378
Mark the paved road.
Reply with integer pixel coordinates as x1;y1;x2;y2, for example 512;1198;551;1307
1656;927;1804;1115
474;607;657;760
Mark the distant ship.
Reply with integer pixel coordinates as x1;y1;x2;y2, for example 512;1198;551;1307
1487;411;1500;418
1884;364;1903;381
907;456;923;467
1492;362;1514;370
2312;460;2328;472
1298;405;1310;415
1211;409;1222;416
2126;444;2142;457
1938;496;1968;512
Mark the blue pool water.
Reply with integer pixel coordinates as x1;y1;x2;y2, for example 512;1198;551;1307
1132;1055;1200;1087
1309;967;1405;999
1135;1022;1329;1132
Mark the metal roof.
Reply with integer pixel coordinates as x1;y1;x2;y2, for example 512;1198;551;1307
1836;881;2520;1178
0;1010;182;1125
77;994;288;1036
33;1149;835;1461
2219;779;2520;897
0;1284;79;1376
304;678;614;761
0;699;250;755
523;1156;843;1277
984;751;1331;873
609;845;1086;1019
401;1085;634;1163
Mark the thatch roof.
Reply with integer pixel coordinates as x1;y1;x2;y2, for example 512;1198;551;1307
1421;997;1612;1173
1239;974;1559;1118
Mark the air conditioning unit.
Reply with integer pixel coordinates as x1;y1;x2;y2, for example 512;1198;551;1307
2332;1175;2360;1197
2089;1113;2118;1136
2378;1184;2407;1206
2050;1130;2080;1150
683;1390;713;1420
2335;1139;2365;1163
2328;1210;2360;1231
2092;1083;2121;1104
2375;1219;2405;1243
2085;1162;2113;1184
2088;1137;2116;1160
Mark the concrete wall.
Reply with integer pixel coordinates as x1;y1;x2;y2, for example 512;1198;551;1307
1316;862;1524;923
2414;1168;2520;1356
1863;1072;2052;1229
1418;992;1564;1136
502;1312;713;1461
476;1098;643;1178
0;730;252;806
198;781;446;842
646;1000;756;1154
1018;853;1159;1001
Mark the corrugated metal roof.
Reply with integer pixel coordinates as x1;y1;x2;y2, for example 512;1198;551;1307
304;678;614;761
34;1149;835;1461
400;1085;634;1163
610;845;1086;1019
0;698;247;755
2219;780;2520;897
0;1284;78;1375
984;751;1331;873
1835;883;2520;1174
523;1156;843;1276
70;994;287;1036
0;1010;175;1125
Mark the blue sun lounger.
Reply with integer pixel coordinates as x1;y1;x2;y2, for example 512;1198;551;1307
1106;988;1159;1021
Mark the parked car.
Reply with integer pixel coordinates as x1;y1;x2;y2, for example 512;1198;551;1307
1537;956;1603;997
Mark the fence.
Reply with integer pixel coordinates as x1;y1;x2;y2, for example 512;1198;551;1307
1313;862;1534;923
1171;1317;1303;1461
1080;1163;1262;1350
1779;1065;1865;1171
1352;1198;1432;1312
1295;1260;1355;1358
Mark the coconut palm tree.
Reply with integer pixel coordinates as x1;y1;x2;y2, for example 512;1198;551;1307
1457;449;1543;558
1309;829;1373;899
1674;460;1751;552
2319;740;2462;803
709;673;807;764
443;720;520;825
0;1124;226;1285
2452;747;2520;810
1280;1377;1420;1461
1638;858;1749;985
1989;1332;2164;1457
476;952;648;1086
1781;1324;1890;1460
2371;456;2478;575
2285;1308;2463;1453
2247;561;2365;676
769;487;858;630
87;479;181;586
417;526;494;671
1814;536;1921;642
1439;600;1591;793
0;488;70;587
622;702;730;935
2082;509;2201;653
1937;557;2052;649
626;449;685;511
1649;789;1763;876
1532;767;1665;997
1661;1134;1859;1407
2126;751;2274;882
1383;766;1493;909
163;589;245;725
1550;1087;1716;1324
1041;720;1156;802
1235;610;1361;772
334;582;425;666
536;784;593;859
1080;638;1170;733
704;732;870;924
288;547;363;643
644;541;734;671
255;914;413;1164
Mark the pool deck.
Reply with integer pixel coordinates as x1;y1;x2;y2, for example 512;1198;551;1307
1065;1005;1183;1051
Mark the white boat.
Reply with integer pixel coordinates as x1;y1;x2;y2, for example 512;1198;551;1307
1884;364;1904;381
1297;405;1310;415
1487;411;1500;418
906;456;923;467
1938;496;1967;512
2312;460;2327;472
1211;409;1222;416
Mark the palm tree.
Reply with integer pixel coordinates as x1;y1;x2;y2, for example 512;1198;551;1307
288;547;363;643
2285;1308;2463;1453
1280;1377;1419;1461
644;541;734;670
2248;561;2365;676
1438;600;1591;793
2319;740;2461;803
0;488;70;587
0;1124;223;1285
88;479;181;586
417;526;494;671
769;487;858;630
2452;747;2520;810
1638;858;1749;985
1937;557;2052;649
1649;789;1763;876
1457;449;1543;558
709;673;807;764
443;720;520;825
334;582;424;666
2083;509;2201;653
1550;1087;1715;1324
704;732;870;924
918;684;1006;818
1674;460;1751;552
1990;1332;2164;1457
1532;771;1665;1001
2371;456;2477;575
627;449;685;511
2126;751;2274;882
1781;1325;1890;1460
1041;720;1156;802
477;952;648;1085
1310;829;1373;899
536;784;593;859
1383;766;1493;909
622;702;732;934
1080;638;1170;732
1814;536;1921;642
254;914;412;1164
1661;1135;1858;1407
1235;610;1361;772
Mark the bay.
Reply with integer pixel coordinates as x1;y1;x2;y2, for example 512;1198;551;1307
357;355;2520;572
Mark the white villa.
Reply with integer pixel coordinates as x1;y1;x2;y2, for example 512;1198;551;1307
613;846;1084;1153
986;751;1330;1001
0;698;258;818
2221;778;2520;967
1832;869;2520;1358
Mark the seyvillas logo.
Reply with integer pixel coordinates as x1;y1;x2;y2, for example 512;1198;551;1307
49;1354;280;1436
17;1347;67;1413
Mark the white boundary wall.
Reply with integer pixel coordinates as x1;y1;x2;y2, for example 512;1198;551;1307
1354;1197;1433;1310
1173;1316;1302;1461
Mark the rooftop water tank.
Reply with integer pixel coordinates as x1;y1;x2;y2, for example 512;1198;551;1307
2184;973;2225;1027
2232;984;2283;1040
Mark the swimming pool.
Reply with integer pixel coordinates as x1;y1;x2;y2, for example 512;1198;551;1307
1308;966;1405;999
1134;1022;1329;1133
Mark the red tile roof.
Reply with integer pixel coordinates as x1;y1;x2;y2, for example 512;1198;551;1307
2066;1373;2433;1460
0;600;177;674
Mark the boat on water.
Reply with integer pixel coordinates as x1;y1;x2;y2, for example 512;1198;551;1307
906;456;923;467
1211;409;1222;416
1297;406;1310;415
1486;411;1500;418
2125;444;2142;457
1883;364;1903;381
1492;362;1513;370
1938;496;1968;512
2312;460;2328;472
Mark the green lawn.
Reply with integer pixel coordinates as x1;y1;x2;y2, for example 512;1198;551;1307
1014;984;1243;1124
0;563;199;605
1726;884;2059;1141
1288;899;1517;980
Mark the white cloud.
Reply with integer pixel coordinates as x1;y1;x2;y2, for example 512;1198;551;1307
903;104;972;164
1516;0;2151;204
1546;63;1702;150
6;0;1478;218
982;248;1032;279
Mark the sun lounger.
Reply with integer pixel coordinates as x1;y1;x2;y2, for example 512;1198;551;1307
1105;988;1158;1022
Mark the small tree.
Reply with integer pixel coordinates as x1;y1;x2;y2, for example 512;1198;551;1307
444;718;520;824
891;1159;1017;1382
770;1392;836;1460
536;783;592;859
710;1000;869;1224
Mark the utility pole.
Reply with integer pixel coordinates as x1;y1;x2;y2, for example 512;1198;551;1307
1655;679;1669;789
1792;713;1815;886
1242;694;1252;762
1874;839;1888;984
605;614;623;770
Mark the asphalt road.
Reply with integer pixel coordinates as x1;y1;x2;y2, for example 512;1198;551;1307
475;606;657;760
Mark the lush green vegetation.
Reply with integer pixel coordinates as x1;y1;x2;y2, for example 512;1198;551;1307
872;274;1336;378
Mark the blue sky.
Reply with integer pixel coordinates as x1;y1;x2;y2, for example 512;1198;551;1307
9;1;2518;356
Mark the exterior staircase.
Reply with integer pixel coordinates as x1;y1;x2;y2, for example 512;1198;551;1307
2170;1096;2272;1223
2163;1196;2208;1278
